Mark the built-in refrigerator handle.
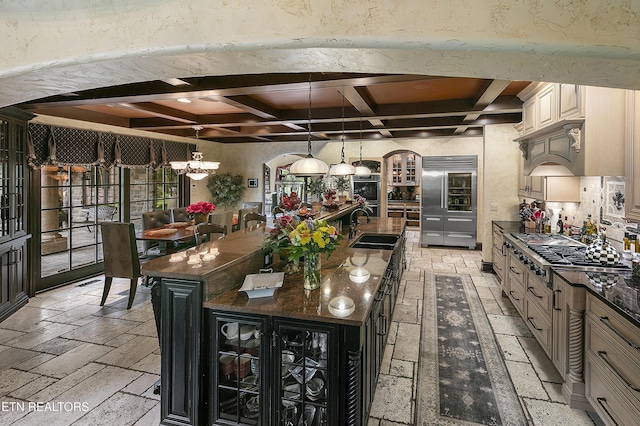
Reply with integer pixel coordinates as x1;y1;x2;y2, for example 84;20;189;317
442;172;447;210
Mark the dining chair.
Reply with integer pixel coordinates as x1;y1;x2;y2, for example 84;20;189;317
142;209;172;253
235;205;259;232
243;212;267;232
100;222;147;309
171;207;189;223
194;223;227;244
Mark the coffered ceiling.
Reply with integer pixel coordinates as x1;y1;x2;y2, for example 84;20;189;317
18;73;530;144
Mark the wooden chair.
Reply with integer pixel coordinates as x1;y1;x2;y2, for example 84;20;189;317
243;212;267;232
235;205;259;232
100;222;146;309
194;223;227;244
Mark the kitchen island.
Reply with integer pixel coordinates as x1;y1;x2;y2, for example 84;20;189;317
142;205;406;426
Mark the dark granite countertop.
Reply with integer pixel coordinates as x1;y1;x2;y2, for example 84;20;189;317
141;203;360;281
204;217;406;326
553;268;640;328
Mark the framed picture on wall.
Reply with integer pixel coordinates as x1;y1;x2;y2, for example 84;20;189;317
247;178;258;188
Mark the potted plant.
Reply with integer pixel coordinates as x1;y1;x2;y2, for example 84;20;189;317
335;177;350;202
206;173;245;209
306;177;326;211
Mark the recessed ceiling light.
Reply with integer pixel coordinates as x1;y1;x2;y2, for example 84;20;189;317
176;98;192;103
162;78;191;87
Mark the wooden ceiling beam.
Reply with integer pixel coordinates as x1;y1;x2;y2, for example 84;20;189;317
113;102;197;124
207;95;279;119
454;79;512;134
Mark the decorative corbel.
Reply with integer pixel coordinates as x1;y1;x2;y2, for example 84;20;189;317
564;124;582;153
518;140;529;160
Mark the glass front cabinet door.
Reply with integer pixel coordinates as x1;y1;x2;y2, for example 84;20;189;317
209;314;338;425
210;313;269;425
274;320;336;426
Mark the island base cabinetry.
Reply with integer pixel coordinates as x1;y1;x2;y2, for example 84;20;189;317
585;294;640;426
208;311;361;426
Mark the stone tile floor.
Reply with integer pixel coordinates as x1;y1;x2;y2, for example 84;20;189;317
0;230;602;425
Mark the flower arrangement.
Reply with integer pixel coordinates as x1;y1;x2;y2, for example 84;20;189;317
279;191;301;211
186;201;216;216
263;215;342;262
353;194;373;214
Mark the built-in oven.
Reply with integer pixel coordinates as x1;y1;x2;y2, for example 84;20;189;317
351;175;380;216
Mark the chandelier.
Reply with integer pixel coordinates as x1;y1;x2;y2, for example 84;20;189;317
289;79;329;177
170;125;220;181
329;91;356;176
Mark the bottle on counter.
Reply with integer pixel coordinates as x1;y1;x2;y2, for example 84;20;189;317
586;214;594;235
564;216;570;236
634;234;640;254
624;232;631;251
557;216;563;234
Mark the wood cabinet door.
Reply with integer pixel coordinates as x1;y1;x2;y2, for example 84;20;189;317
522;97;536;134
558;83;582;119
537;84;556;129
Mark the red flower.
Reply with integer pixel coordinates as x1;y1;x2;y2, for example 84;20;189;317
186;201;216;215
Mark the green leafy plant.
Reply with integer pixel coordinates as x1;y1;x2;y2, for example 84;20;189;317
306;177;326;201
206;173;245;209
335;176;350;193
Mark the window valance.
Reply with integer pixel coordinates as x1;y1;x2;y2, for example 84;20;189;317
27;123;194;170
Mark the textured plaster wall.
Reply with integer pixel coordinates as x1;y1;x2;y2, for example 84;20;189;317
1;0;639;108
482;124;521;262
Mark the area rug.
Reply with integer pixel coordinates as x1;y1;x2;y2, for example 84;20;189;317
416;273;526;425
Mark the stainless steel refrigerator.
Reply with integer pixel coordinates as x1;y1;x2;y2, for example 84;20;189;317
421;155;477;249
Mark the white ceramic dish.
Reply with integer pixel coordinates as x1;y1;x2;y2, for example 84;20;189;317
240;325;256;340
239;272;285;298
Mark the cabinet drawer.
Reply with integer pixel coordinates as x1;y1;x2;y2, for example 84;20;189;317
444;216;475;233
526;273;552;316
586;295;640;367
492;247;504;281
586;312;640;408
585;355;640;426
526;299;552;356
507;271;525;314
507;257;526;288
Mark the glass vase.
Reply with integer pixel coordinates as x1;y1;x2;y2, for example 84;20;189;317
303;252;322;290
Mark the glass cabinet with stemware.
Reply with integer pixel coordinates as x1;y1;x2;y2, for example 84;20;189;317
208;313;341;426
275;320;336;426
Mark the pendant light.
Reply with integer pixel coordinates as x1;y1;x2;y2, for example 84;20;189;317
354;117;372;175
289;79;329;177
329;92;356;176
170;125;220;181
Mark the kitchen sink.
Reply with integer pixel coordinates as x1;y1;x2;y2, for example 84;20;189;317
350;234;399;250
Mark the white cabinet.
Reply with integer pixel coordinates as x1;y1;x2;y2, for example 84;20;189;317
387;152;419;186
625;91;640;223
515;83;627;177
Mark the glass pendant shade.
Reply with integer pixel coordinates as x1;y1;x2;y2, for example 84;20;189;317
289;78;329;177
329;93;355;177
329;161;356;176
289;155;329;177
354;164;372;175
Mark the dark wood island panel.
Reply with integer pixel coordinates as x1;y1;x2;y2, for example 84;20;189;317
143;204;407;425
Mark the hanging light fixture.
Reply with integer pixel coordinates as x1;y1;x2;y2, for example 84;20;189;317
170;125;220;181
329;91;356;176
354;117;372;176
289;79;329;177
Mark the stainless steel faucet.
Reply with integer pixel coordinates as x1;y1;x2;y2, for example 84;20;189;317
349;208;370;239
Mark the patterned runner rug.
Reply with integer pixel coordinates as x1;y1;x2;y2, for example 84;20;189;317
416;273;527;425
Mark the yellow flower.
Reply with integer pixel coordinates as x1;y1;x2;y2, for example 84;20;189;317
312;231;326;248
